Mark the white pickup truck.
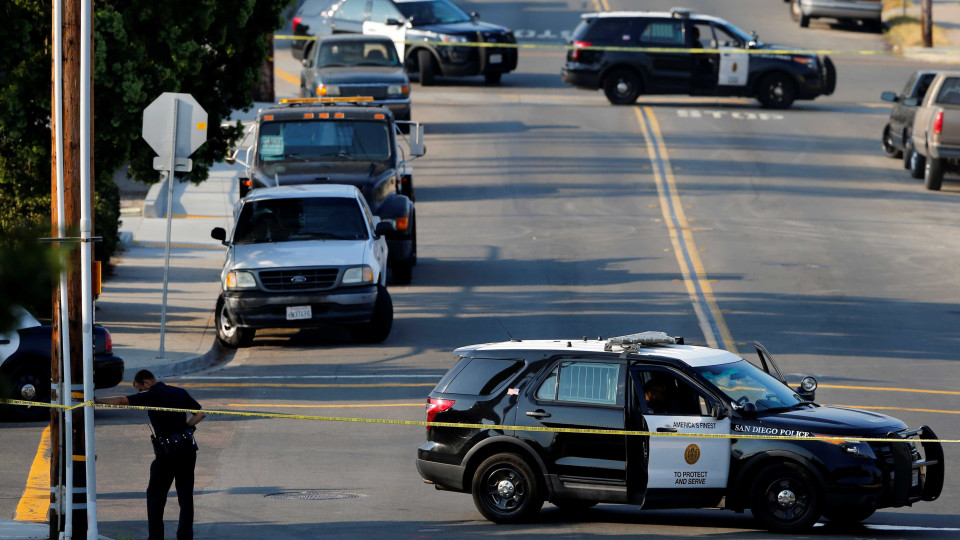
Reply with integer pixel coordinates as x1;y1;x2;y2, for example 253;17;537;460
210;184;396;347
911;71;960;191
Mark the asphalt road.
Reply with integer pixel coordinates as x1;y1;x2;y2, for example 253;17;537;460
4;0;960;538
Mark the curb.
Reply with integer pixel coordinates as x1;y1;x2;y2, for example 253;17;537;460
135;341;233;381
142;176;167;219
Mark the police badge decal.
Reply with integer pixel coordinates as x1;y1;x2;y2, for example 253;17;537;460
684;444;701;465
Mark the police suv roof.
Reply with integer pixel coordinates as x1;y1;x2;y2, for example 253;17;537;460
243;184;361;201
455;338;742;368
581;10;728;26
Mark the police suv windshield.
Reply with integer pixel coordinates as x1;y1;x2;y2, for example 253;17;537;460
696;360;803;412
233;198;369;244
397;0;471;26
258;120;392;164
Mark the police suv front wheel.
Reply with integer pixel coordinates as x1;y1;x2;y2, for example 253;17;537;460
756;73;796;109
603;69;642;105
750;463;821;532
472;453;544;524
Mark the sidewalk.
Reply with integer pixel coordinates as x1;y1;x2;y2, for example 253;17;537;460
887;0;960;64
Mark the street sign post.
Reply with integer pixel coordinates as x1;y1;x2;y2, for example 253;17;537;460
142;93;207;359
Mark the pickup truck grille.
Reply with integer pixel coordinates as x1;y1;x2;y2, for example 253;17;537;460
337;84;388;99
258;268;340;291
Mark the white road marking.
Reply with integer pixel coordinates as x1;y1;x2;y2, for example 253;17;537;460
814;523;960;532
677;109;784;120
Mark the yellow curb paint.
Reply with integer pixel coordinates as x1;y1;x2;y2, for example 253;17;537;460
14;426;51;523
180;382;435;388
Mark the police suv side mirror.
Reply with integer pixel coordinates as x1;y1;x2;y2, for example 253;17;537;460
734;401;757;418
881;91;899;103
375;221;396;237
711;403;729;420
470;11;480;20
211;227;227;245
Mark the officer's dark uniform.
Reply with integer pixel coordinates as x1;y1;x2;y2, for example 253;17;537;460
127;382;201;540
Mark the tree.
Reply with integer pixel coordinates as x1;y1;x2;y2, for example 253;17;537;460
0;0;292;321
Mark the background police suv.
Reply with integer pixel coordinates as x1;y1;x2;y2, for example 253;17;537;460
416;332;943;532
562;8;836;108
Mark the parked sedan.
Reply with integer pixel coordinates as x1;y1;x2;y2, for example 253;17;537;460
300;34;411;121
788;0;883;32
1;307;124;421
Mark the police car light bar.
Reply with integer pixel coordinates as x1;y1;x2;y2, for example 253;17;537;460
604;331;682;351
277;97;375;105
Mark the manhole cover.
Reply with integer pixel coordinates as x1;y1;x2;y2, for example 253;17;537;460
265;491;363;501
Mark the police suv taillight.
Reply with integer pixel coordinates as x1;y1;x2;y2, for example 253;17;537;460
571;41;592;61
103;328;113;354
425;398;455;430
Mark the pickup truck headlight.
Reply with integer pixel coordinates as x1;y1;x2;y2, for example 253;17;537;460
388;84;410;96
342;266;374;284
226;271;257;290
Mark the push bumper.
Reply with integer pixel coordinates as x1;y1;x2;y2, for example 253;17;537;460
437;46;517;77
223;286;378;328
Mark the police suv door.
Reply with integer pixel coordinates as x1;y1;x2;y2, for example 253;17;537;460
630;366;730;493
364;0;408;58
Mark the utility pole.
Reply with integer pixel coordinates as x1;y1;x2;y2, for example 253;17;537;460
50;0;90;536
922;0;933;48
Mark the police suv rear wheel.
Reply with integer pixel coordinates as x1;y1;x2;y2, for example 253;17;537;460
5;366;50;421
750;463;821;532
472;453;544;524
215;295;255;348
603;68;642;105
757;73;796;109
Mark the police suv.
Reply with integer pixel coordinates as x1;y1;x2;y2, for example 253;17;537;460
416;332;943;532
561;8;836;108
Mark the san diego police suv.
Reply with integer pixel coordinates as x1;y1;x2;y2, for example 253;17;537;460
415;332;944;532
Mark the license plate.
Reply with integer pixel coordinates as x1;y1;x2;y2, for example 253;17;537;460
912;469;920;487
489;54;502;64
286;305;312;320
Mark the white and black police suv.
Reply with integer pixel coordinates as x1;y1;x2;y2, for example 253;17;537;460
561;8;836;108
415;332;943;532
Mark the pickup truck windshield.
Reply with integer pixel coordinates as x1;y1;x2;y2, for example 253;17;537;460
696;360;803;412
233;198;369;244
397;0;471;26
258;120;392;164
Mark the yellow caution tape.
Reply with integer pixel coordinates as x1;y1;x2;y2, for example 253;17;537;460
4;399;958;444
273;34;956;56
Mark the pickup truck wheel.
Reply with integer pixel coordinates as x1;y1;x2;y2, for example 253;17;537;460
472;453;544;524
418;49;437;86
484;71;502;84
909;151;927;179
351;285;393;343
750;463;821;532
925;157;944;191
4;365;50;421
881;125;902;158
757;73;796;109
216;296;255;348
603;68;642;105
822;506;875;525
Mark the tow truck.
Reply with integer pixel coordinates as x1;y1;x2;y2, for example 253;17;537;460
227;97;424;283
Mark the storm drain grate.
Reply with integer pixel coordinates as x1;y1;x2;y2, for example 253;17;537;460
265;490;364;501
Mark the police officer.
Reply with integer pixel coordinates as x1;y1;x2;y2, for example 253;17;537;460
96;369;206;540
